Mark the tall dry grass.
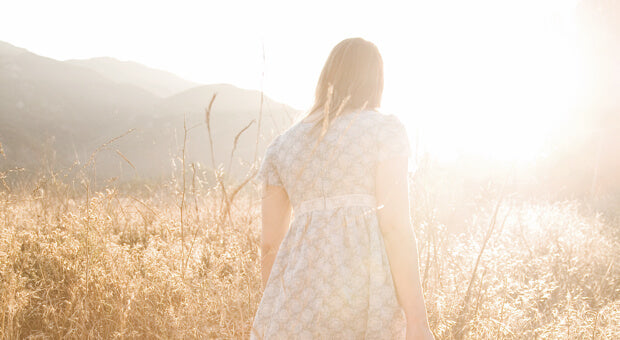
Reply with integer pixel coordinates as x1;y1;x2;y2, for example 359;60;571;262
0;107;618;339
0;169;263;338
2;161;618;338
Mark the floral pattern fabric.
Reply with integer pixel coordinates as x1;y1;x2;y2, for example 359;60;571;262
251;110;412;339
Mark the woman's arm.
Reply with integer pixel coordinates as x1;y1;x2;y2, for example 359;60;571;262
376;156;433;338
260;185;292;287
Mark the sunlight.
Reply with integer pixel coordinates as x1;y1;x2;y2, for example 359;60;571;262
1;0;581;164
380;0;580;163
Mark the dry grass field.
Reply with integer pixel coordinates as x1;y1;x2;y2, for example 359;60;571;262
0;159;618;339
1;0;619;338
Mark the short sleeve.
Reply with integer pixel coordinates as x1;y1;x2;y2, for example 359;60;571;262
256;137;284;191
377;114;411;162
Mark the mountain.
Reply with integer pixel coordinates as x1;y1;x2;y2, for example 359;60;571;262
154;84;296;173
0;41;159;171
66;57;198;97
0;40;299;181
0;40;27;57
100;84;297;179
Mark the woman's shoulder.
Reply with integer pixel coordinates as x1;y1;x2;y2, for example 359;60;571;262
272;109;406;141
262;117;307;153
369;109;404;121
352;110;407;132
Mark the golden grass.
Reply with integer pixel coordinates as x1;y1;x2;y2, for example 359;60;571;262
1;102;618;338
0;180;262;338
0;169;618;339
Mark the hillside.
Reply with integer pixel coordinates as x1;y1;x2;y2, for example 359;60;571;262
106;84;297;179
0;41;159;171
0;40;299;180
158;83;296;165
66;57;198;97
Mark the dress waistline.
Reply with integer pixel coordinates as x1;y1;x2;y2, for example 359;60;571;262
294;194;377;215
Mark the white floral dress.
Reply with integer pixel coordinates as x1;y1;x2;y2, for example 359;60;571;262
251;110;412;339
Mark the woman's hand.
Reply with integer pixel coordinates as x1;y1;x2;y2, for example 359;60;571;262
406;319;434;340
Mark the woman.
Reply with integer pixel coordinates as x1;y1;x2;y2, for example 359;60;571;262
251;38;433;339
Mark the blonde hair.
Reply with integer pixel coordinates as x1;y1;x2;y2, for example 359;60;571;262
307;38;384;136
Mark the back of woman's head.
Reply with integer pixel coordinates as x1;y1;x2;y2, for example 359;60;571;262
309;38;384;127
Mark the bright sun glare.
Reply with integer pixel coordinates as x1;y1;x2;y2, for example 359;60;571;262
0;0;580;164
379;1;580;164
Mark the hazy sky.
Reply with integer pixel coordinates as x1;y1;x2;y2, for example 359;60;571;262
1;0;580;161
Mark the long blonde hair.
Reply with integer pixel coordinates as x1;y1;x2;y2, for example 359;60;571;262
307;38;384;137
